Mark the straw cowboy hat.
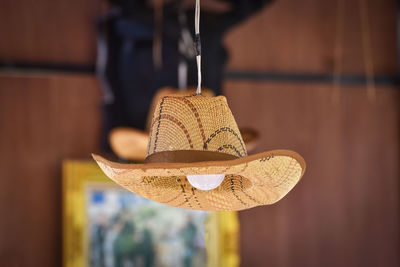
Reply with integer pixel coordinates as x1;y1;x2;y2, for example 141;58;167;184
94;93;305;211
109;87;259;161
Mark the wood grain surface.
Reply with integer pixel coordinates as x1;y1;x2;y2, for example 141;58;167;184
0;74;102;266
0;0;102;64
224;0;397;74
0;0;396;75
224;81;399;267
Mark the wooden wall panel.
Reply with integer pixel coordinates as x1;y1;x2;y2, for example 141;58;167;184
223;81;399;267
0;74;102;267
224;0;397;74
0;0;102;64
1;0;396;75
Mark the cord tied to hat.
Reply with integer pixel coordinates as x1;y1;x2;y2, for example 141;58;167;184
195;0;202;95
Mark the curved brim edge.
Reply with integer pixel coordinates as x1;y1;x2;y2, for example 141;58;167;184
92;149;306;177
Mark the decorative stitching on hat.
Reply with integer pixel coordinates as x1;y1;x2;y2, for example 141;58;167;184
191;188;203;209
151;96;166;154
217;144;243;157
229;176;248;207
239;176;262;205
176;177;193;208
260;155;274;162
203;127;246;155
152;113;194;150
172;96;206;143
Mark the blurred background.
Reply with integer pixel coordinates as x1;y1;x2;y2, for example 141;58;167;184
0;0;398;266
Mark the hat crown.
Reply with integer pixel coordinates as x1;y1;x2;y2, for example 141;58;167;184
147;95;247;158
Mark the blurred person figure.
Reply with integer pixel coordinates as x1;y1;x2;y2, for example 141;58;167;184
97;0;272;150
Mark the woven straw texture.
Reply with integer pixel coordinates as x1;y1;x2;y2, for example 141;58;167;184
110;88;258;161
145;87;215;131
94;94;305;211
147;94;247;158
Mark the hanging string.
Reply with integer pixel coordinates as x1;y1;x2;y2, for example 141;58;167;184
178;0;196;91
359;0;376;101
195;0;202;94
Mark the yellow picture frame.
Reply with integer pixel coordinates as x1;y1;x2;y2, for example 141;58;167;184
62;160;239;267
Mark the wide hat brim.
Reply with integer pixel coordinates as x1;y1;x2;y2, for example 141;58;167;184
92;149;306;211
109;127;148;161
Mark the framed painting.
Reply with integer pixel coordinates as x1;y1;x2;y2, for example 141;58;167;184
62;160;239;267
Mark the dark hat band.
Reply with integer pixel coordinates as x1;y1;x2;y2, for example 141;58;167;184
145;150;238;164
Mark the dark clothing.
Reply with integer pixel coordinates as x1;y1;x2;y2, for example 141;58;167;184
98;0;272;150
